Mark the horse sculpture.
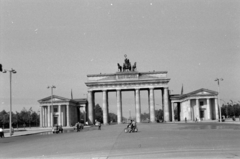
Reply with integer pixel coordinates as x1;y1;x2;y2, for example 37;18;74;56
117;63;122;72
132;62;137;71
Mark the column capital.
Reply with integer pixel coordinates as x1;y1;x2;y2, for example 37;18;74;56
149;87;155;90
135;88;140;91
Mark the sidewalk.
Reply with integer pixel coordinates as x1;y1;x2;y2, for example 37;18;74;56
2;127;74;138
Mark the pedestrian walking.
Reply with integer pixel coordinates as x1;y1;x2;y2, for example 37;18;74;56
95;120;101;130
195;118;198;122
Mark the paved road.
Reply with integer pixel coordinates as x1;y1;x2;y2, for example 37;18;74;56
0;122;240;159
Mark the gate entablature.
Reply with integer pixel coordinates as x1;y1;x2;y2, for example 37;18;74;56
87;71;168;82
86;71;170;91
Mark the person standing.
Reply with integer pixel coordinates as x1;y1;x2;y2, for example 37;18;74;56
0;126;4;138
76;122;80;132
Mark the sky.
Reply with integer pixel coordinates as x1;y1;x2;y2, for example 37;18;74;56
1;0;240;118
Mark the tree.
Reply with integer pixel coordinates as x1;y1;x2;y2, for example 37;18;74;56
141;112;149;121
94;104;103;123
0;110;9;128
108;113;117;123
155;109;163;122
19;108;29;125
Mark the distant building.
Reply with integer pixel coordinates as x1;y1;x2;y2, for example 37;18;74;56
38;95;87;127
170;88;219;121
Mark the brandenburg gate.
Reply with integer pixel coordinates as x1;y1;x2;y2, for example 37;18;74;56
85;55;171;125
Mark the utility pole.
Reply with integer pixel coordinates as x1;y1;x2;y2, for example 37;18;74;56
215;78;223;122
2;68;17;136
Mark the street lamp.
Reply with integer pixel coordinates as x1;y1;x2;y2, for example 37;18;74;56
47;85;56;127
215;78;223;122
2;68;17;136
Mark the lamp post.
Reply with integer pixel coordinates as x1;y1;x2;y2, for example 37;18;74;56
2;68;17;136
47;85;56;127
215;78;223;122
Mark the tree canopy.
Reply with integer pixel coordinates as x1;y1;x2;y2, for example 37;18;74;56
0;107;39;128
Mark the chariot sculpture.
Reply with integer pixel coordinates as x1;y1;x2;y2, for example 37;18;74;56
117;55;137;72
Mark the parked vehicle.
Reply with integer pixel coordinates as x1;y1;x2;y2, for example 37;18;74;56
74;122;84;131
52;125;63;134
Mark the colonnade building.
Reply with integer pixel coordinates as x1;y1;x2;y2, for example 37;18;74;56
38;96;87;127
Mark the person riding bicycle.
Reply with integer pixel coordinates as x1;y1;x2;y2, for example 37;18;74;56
127;120;135;133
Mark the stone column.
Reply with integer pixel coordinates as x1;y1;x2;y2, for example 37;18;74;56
206;98;210;120
215;98;219;120
44;107;47;127
88;90;94;125
43;106;47;127
67;104;70;127
171;102;174;122
58;105;61;125
82;104;86;125
149;88;155;123
180;102;184;121
195;99;199;120
163;88;170;122
51;106;53;127
78;106;81;122
40;106;43;127
135;89;141;123
106;91;109;123
102;90;108;125
116;89;122;124
147;90;150;120
47;105;51;127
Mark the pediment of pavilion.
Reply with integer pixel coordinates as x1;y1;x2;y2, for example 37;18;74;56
181;88;218;99
38;95;71;104
171;88;218;101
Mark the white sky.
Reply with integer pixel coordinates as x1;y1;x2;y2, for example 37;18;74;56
1;0;240;118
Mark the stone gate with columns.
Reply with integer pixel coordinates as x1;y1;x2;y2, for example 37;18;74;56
85;71;172;125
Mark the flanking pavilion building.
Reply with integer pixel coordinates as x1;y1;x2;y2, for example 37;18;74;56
170;88;219;121
38;95;88;127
